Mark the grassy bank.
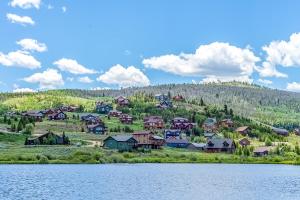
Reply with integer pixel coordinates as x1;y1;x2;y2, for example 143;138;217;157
0;145;299;165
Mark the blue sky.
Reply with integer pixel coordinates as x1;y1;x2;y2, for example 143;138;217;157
1;0;300;92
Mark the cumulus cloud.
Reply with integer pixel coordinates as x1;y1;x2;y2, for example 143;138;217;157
23;69;64;89
13;88;36;93
257;32;300;78
6;13;35;26
97;64;150;88
286;82;300;92
78;76;93;83
9;0;41;9
53;58;97;74
257;79;273;85
0;50;41;69
17;39;47;52
143;42;259;82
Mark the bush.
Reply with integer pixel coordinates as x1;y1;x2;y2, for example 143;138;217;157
38;155;49;164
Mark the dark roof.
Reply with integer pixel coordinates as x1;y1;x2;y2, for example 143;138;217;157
133;131;153;135
253;147;270;153
272;127;288;135
206;138;234;149
87;123;105;129
189;143;206;148
106;135;137;142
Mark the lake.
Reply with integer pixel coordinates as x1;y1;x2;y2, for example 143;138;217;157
0;164;300;200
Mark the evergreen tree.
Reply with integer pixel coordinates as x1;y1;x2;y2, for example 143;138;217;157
224;104;228;114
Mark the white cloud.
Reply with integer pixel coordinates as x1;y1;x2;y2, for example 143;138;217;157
286;82;300;92
53;58;97;74
10;0;41;9
17;39;47;52
13;88;36;93
23;69;64;89
90;87;110;90
97;64;150;88
78;76;93;83
200;75;253;84
62;6;67;13
0;50;41;69
47;4;53;9
6;13;35;26
257;32;300;78
143;42;260;82
257;79;273;85
255;62;287;78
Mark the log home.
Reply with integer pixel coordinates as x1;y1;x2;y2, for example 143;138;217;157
144;116;164;129
132;131;165;149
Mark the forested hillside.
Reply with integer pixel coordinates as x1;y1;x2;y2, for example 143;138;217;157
1;82;300;126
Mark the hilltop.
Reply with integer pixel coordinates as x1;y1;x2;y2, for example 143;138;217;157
1;83;300;126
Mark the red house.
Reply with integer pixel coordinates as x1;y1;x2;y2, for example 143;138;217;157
108;110;122;117
173;95;184;101
171;117;195;130
115;96;130;106
144;116;165;129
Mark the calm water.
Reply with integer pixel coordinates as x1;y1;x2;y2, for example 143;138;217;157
0;164;300;200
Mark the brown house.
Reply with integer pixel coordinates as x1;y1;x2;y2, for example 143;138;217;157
48;111;67;120
171;117;195;130
253;147;270;156
144;116;164;129
239;138;251;146
115;96;130;106
132;131;165;149
173;95;184;101
202;118;218;132
119;114;133;124
22;110;43;122
219;119;234;128
108;110;122;117
236;126;251;136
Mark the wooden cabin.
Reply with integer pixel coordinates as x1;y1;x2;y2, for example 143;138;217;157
119;114;133;124
144;116;165;129
205;138;235;153
21;110;43;122
132;131;165;149
103;135;137;151
173;95;184;101
25;131;69;145
48;111;67;120
96;102;113;114
236;126;251;136
115;96;130;106
87;123;106;134
59;105;79;112
108;110;122;117
171;117;195;130
81;114;101;125
253;147;270;156
239;138;251;146
156;100;173;109
219;119;234;128
202;118;218;132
